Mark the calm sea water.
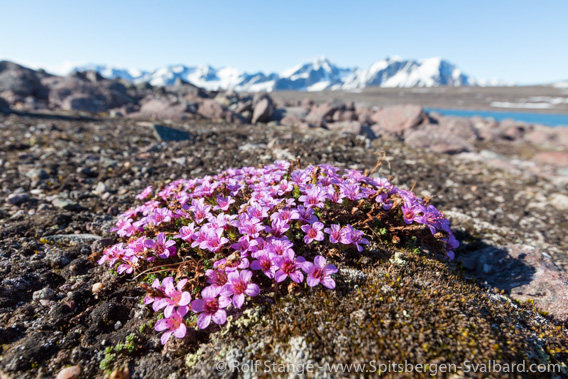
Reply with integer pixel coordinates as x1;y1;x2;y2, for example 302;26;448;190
425;108;568;127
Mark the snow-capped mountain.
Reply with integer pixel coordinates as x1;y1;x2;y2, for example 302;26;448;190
72;56;479;92
341;56;473;89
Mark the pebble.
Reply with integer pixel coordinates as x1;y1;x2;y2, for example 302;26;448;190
52;198;79;211
7;192;30;205
549;193;568;211
25;168;48;180
92;282;104;293
55;365;81;379
93;181;108;195
33;287;55;301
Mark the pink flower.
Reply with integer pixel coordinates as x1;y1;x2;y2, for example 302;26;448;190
298;185;327;209
296;206;318;224
191;286;230;329
274;251;306;284
145;232;176;259
300;222;325;244
135;185;153;200
324;224;345;244
155;307;187;345
265;238;294;257
205;269;228;289
144;278;165;306
302;256;338;289
213;195;235;211
220;270;260;308
153;278;192;318
149;208;173;225
251;251;277;279
190;198;211;224
341;226;370;252
174;223;197;242
197;227;229;253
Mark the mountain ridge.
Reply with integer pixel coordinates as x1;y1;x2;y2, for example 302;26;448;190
73;56;481;92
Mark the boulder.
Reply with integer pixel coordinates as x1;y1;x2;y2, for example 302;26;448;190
0;60;47;99
436;116;479;141
459;244;568;322
280;115;304;127
404;123;474;154
235;101;252;114
129;98;193;121
197;99;246;124
0;96;11;114
326;121;376;139
532;151;568;167
474;118;501;141
523;125;556;146
251;98;275;124
304;102;341;127
553;127;568;148
332;110;356;122
370;104;425;136
47;76;134;113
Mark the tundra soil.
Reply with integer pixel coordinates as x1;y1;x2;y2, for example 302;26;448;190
1;114;567;378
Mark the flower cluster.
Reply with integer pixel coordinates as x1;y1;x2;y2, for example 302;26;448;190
99;161;458;344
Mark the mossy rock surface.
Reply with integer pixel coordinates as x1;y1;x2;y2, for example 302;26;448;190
184;244;568;378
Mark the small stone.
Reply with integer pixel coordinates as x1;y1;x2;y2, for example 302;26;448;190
92;282;104;293
151;124;192;142
93;182;108;195
56;365;81;379
102;158;119;168
114;321;123;330
172;157;187;165
25;168;48;180
33;287;55;301
549;193;568;211
7;192;30;205
52;198;79;211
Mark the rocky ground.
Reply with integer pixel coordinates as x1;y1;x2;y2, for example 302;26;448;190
0;110;567;378
1;60;568;378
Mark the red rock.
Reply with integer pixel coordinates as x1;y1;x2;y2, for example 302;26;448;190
127;98;192;121
197;99;245;124
280;115;303;127
532;151;568;167
436;116;478;141
523;125;555;145
459;244;568;322
404;123;473;154
251;98;274;124
303;100;346;127
326;121;375;139
370;104;425;136
47;76;133;112
475;118;501;141
553;127;568;148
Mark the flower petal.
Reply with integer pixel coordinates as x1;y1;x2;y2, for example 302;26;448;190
212;309;227;325
191;299;205;313
197;313;211;329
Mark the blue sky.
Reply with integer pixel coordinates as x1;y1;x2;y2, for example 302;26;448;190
1;0;566;84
